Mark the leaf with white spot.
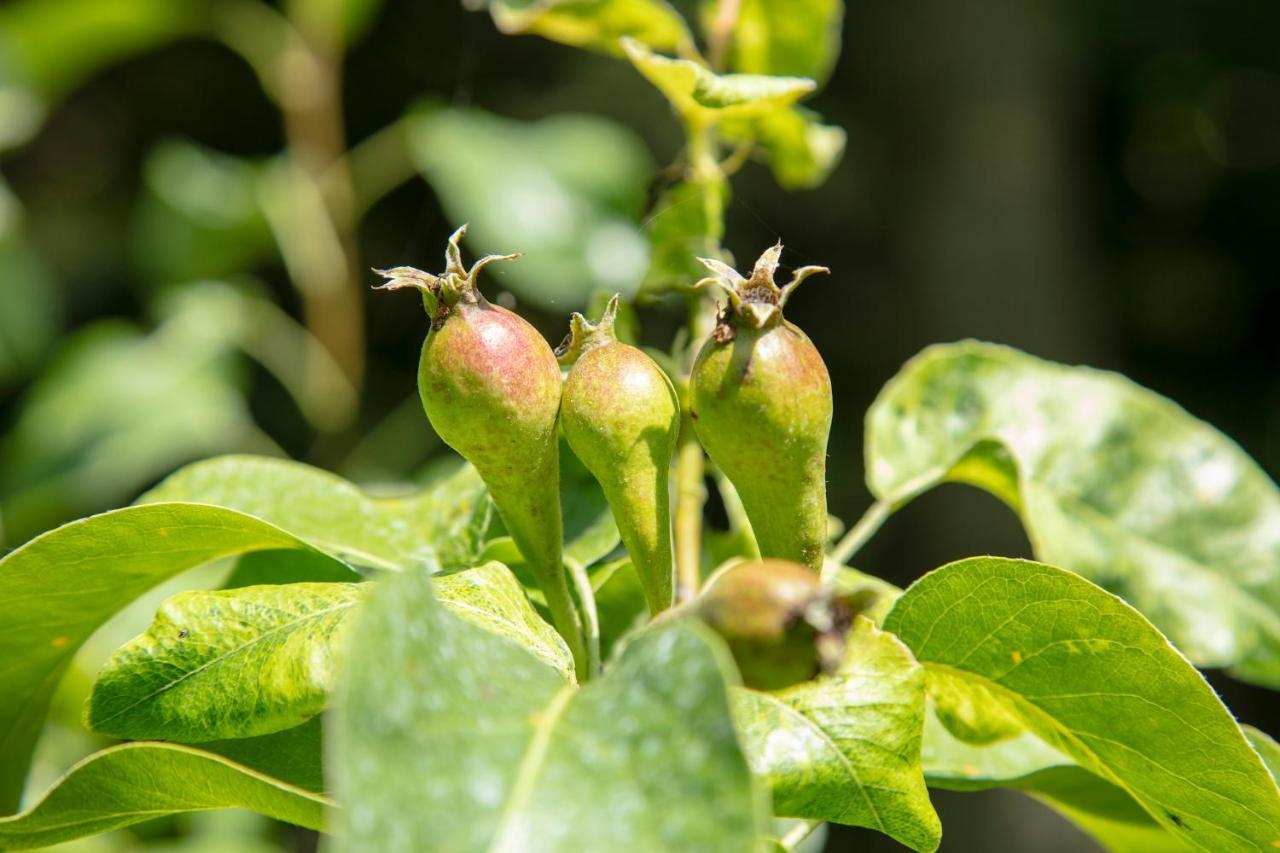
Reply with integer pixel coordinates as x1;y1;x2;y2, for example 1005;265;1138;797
333;568;764;851
867;341;1280;686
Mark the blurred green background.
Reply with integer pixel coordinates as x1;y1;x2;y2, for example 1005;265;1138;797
1;0;1277;849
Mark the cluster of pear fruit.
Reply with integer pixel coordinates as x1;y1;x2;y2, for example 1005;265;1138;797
376;227;853;686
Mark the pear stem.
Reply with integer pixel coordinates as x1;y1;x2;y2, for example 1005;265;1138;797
824;499;892;580
674;416;706;604
566;558;601;679
541;569;591;681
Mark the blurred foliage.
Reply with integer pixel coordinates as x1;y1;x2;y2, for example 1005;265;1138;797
407;106;654;309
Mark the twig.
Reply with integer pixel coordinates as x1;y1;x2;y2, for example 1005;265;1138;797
825;499;892;580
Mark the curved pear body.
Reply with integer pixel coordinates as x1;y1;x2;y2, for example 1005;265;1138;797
561;342;680;614
691;321;832;570
419;300;564;575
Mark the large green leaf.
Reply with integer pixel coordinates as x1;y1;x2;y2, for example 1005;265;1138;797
734;619;941;851
699;0;843;84
334;567;763;851
483;0;692;56
0;742;329;849
867;340;1280;686
142;454;491;571
88;562;573;744
408;106;653;310
87;583;364;742
883;557;1280;852
922;710;1185;852
0;503;338;812
622;38;815;123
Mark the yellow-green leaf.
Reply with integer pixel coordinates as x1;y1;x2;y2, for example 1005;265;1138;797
485;0;692;56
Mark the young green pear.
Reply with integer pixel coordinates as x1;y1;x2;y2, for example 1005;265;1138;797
558;295;680;615
374;226;586;677
696;560;855;691
689;243;832;570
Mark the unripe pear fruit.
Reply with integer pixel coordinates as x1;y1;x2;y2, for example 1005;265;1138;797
690;243;832;571
558;295;680;615
697;560;858;691
374;226;587;678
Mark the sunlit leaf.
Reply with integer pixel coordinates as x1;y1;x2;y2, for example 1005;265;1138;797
482;0;692;56
0;503;338;811
722;106;845;189
884;557;1280;852
699;0;843;84
435;561;577;681
922;711;1185;852
407;106;653;310
334;567;764;851
87;583;364;742
734;619;941;851
867;340;1280;686
0;742;329;849
622;38;815;123
142;454;492;572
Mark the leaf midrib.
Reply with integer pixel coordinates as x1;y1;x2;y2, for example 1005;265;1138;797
921;661;1269;851
93;599;358;730
487;685;575;851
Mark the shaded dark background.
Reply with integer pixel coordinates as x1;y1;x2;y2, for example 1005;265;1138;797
2;0;1278;849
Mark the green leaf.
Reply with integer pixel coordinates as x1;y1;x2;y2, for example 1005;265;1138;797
642;178;727;292
922;710;1185;852
334;568;764;851
734;619;941;851
592;557;649;659
142;454;491;571
89;562;572;743
204;717;327;794
0;0;200;103
699;0;843;84
224;549;363;588
622;38;815;123
1247;726;1280;782
407;106;654;310
0;502;336;812
0;742;329;849
721;106;845;189
483;0;693;56
867;340;1280;686
87;583;365;742
435;562;576;681
882;557;1280;852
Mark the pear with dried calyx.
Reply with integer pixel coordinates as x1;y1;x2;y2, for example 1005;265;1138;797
558;294;680;615
690;242;832;571
374;225;587;678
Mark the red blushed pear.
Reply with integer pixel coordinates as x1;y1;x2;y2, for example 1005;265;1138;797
374;226;587;678
558;295;680;615
689;243;832;571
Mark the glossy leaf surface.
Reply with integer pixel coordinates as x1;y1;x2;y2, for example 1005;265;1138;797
883;557;1280;852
